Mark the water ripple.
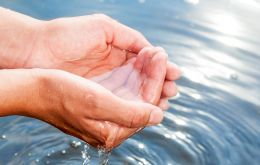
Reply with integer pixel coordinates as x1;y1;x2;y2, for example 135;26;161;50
0;0;260;164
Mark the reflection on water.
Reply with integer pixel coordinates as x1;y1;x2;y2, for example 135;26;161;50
0;0;260;164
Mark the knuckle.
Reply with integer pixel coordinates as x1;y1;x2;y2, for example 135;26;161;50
155;50;168;61
92;14;116;32
140;46;153;55
93;13;113;25
84;91;98;111
93;13;111;20
133;30;145;41
162;52;169;59
134;30;143;37
155;47;168;59
155;46;166;52
129;110;146;127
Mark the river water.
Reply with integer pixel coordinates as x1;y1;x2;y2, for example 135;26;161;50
0;0;260;164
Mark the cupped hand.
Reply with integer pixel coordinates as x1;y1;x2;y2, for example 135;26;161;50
92;47;178;109
24;14;180;100
33;68;163;149
0;9;181;149
85;46;175;148
32;47;176;149
20;14;181;148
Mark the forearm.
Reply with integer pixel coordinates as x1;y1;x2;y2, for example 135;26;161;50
0;7;40;68
0;69;40;117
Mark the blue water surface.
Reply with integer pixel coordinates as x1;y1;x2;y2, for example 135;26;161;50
0;0;260;164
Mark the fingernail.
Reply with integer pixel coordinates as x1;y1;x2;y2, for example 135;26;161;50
148;109;163;126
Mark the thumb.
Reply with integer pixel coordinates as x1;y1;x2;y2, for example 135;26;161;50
93;94;164;128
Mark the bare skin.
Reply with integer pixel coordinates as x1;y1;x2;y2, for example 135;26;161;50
0;9;180;105
88;47;178;148
0;8;181;149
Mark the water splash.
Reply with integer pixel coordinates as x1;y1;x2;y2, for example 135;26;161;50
81;144;111;165
82;144;91;165
98;146;111;165
1;1;260;164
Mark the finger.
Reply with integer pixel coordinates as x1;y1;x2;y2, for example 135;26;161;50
90;93;164;128
82;119;139;149
151;47;181;81
166;62;181;81
158;98;170;111
162;81;178;98
138;47;167;104
106;18;151;53
81;119;120;148
138;47;181;81
134;47;153;71
111;127;142;148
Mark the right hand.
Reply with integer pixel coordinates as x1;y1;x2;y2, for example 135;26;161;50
31;46;176;149
28;69;164;149
27;46;174;149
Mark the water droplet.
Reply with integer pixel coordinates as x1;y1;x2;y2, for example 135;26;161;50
1;135;6;139
14;153;18;156
138;0;145;4
164;133;171;139
35;159;40;162
98;146;111;165
61;150;66;155
47;153;51;157
82;144;91;165
70;140;81;148
45;160;50;164
28;152;32;156
191;93;201;100
138;143;145;149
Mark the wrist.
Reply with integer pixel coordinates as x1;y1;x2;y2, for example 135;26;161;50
0;69;43;117
0;7;43;68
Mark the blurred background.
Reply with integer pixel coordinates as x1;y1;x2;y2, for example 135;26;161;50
0;0;260;164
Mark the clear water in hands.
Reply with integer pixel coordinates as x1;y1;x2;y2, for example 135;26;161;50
0;0;260;164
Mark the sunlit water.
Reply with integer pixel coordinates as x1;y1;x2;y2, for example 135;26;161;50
0;0;260;164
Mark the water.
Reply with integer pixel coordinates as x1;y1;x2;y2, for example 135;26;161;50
0;0;260;164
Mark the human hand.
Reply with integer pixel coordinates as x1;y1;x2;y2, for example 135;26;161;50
33;47;176;149
92;47;178;109
82;46;177;148
0;9;181;148
0;68;164;149
36;69;167;149
23;14;181;101
0;10;180;105
45;47;176;149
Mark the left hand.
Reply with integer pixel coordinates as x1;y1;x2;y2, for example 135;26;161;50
23;14;181;102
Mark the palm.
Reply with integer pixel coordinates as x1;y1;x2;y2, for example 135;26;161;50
25;15;179;148
83;50;167;148
28;15;138;78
